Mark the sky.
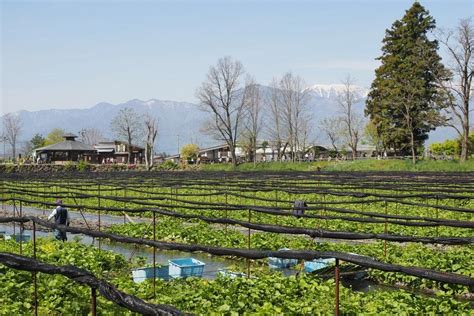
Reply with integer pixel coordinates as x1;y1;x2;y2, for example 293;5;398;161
1;0;473;114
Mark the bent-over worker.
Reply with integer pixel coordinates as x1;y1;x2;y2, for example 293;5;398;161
48;199;70;241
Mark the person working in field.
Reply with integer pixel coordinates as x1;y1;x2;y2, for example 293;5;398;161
48;199;70;241
293;200;308;218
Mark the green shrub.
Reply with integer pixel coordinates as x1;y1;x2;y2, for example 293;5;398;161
76;160;90;172
63;161;76;171
158;160;179;170
430;139;460;156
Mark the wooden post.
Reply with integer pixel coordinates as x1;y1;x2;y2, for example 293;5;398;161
335;258;340;316
435;195;439;237
19;200;23;255
123;187;127;224
170;187;173;206
225;189;228;228
33;221;37;258
91;288;97;316
98;183;101;251
384;200;388;260
33;221;38;316
175;186;178;207
275;189;278;208
153;211;156;299
247;209;251;278
43;185;46;215
13;198;16;235
322;194;326;228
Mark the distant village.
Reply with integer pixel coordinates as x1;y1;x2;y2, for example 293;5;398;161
27;132;377;166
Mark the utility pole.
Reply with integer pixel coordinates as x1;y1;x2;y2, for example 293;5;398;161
177;134;180;158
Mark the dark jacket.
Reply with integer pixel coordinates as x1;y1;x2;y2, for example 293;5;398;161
54;206;68;225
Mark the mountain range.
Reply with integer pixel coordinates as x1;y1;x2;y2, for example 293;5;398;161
7;84;455;155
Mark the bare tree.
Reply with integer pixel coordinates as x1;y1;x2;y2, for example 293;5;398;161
242;78;263;165
2;113;22;161
78;128;106;145
337;75;363;160
278;72;310;161
265;78;287;161
196;56;248;167
144;113;158;170
111;108;143;163
437;18;474;162
319;117;344;153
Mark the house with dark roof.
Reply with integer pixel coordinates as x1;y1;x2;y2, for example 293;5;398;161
34;133;96;164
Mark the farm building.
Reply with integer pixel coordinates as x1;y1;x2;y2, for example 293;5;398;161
34;133;96;164
198;144;245;163
33;135;145;164
164;144;245;164
163;142;377;164
93;141;145;164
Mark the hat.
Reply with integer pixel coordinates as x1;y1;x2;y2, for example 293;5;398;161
56;199;63;206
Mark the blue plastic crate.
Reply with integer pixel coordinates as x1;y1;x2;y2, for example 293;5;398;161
268;248;298;269
304;258;335;273
168;258;205;278
132;265;170;283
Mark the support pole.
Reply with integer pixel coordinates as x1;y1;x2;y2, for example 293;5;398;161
19;200;23;255
98;183;101;251
274;189;278;208
123;187;127;224
91;288;97;316
170;187;173;206
33;221;38;316
43;185;46;215
384;200;388;260
322;194;326;228
225;189;228;229
13;198;16;235
335;258;340;316
175;187;178;206
435;196;439;237
247;209;251;278
153;211;156;299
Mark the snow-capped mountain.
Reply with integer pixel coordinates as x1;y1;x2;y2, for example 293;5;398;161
306;84;369;100
5;83;455;156
12;99;210;154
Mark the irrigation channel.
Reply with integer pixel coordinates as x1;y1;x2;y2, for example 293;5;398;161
0;205;239;280
0;171;473;315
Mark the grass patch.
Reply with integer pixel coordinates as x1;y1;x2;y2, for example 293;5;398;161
200;159;474;172
200;161;334;172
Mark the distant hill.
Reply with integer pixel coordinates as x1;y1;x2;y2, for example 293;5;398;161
7;84;456;156
14;99;209;154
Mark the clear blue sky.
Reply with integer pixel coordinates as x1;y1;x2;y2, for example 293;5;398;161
1;0;473;114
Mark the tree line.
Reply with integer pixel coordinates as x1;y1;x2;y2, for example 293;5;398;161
197;3;472;165
2;3;472;166
2;110;158;170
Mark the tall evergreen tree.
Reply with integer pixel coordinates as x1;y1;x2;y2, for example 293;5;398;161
30;133;46;149
365;2;450;163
